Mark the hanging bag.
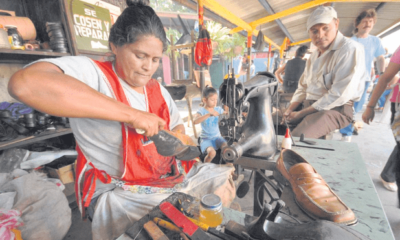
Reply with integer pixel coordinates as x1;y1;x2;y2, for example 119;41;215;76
195;28;212;66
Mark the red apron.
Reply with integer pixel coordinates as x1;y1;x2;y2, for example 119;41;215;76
75;61;184;216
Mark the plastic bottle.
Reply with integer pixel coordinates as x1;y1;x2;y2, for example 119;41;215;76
281;128;292;149
199;193;223;228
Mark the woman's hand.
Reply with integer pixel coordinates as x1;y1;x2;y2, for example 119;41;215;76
362;108;375;125
128;110;166;136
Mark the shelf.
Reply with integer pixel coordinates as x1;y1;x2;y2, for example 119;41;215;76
0;48;71;63
0;127;73;151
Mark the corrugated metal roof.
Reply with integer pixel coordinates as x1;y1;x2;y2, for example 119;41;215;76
176;0;400;49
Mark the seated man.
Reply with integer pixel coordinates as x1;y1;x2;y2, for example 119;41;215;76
282;6;368;139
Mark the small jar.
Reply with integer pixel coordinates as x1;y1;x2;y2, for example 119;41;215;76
199;193;223;228
5;25;25;50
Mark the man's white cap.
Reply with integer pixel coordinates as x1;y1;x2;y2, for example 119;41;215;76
307;6;337;31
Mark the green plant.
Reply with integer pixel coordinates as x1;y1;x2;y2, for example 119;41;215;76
204;21;246;58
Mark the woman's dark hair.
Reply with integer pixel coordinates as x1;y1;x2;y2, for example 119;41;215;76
354;9;377;34
202;86;217;98
296;45;308;58
109;0;167;51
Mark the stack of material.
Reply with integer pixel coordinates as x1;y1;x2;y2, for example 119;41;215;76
46;22;68;53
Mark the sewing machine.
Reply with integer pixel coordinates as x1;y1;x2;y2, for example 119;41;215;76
219;71;278;162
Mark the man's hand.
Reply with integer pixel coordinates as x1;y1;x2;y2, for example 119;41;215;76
285;111;304;124
362;108;375;125
281;109;293;124
128;111;166;137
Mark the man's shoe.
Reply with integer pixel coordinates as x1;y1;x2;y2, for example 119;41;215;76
380;176;398;192
274;149;357;225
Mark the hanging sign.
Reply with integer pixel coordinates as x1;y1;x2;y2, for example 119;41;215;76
69;0;112;53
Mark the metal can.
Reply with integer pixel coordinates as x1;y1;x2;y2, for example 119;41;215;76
199;193;223;228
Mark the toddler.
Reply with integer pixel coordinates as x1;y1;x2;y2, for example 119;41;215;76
194;87;227;163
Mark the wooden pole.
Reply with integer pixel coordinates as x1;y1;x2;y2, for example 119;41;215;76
170;35;177;81
189;31;195;80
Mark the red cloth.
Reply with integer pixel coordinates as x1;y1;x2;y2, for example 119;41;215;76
75;61;184;216
195;28;212;66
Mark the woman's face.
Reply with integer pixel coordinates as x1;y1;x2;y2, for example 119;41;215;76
111;36;163;92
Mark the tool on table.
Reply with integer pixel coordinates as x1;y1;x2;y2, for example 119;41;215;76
187;217;240;240
159;201;209;240
236;170;254;198
136;129;200;160
283;119;334;151
153;217;189;240
219;71;278;162
143;220;169;240
293;144;335;151
299;133;316;145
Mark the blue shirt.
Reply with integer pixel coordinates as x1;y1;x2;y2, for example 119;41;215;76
351;35;385;81
197;106;224;139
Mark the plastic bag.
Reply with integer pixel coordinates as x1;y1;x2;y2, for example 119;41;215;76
195;28;212;66
0;170;71;240
253;31;265;51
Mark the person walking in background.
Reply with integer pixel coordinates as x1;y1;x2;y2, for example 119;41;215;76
250;60;256;77
340;9;385;142
275;45;308;93
194;87;228;163
238;54;249;83
363;45;400;192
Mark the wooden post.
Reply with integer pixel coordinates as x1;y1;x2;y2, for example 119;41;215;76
189;31;195;80
170;35;177;81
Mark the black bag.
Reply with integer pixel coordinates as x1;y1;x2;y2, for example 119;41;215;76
253;31;266;51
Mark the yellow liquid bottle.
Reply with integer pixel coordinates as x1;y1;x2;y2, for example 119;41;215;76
199;194;223;228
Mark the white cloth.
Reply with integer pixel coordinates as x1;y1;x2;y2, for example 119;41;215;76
91;163;235;240
291;31;368;111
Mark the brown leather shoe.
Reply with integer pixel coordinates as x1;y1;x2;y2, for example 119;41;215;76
274;149;357;225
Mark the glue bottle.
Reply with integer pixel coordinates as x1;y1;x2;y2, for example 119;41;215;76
281;128;292;149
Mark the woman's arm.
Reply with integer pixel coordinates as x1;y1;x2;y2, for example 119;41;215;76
8;62;165;136
362;61;400;124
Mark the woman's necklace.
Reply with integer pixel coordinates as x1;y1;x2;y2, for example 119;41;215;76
112;62;149;112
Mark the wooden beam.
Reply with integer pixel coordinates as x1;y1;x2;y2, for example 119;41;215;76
170;43;195;50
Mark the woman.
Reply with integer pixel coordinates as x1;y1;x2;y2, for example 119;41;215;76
363;45;400;201
8;1;235;239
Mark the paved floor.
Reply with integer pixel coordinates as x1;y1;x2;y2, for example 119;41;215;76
63;97;400;239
